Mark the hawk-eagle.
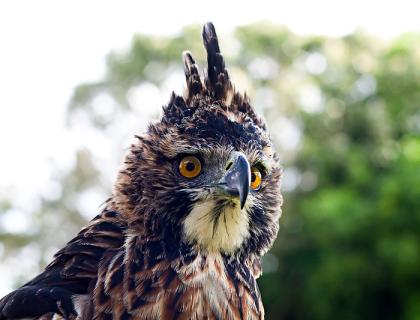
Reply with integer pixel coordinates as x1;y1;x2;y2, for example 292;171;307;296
0;22;282;320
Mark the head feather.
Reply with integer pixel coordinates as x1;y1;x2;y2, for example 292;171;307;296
183;22;232;102
202;22;232;100
181;22;265;130
111;22;282;259
182;51;203;97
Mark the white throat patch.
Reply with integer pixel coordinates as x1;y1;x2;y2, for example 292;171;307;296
183;200;250;254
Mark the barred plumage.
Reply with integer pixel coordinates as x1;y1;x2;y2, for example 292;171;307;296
0;22;282;320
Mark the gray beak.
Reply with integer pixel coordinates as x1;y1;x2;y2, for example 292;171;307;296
220;152;250;209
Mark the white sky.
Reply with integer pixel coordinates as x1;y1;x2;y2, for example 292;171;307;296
0;0;419;205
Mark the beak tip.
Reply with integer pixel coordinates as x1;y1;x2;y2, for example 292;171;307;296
239;187;248;209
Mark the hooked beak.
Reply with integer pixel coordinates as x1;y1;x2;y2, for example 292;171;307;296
220;152;250;209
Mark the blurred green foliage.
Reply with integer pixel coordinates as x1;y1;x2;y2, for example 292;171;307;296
2;23;420;319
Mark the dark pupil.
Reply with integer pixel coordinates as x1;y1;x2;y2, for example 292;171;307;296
251;173;256;182
186;162;195;172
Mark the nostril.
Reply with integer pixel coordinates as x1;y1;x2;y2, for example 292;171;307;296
225;161;233;171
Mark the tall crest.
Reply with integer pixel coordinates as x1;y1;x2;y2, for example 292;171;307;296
183;22;232;102
175;22;265;130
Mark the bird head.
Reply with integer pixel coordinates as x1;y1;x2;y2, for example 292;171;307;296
113;23;282;259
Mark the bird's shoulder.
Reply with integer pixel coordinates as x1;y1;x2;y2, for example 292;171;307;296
0;209;126;320
33;209;127;289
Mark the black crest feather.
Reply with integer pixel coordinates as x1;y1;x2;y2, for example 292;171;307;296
182;51;203;96
183;22;232;102
202;22;231;100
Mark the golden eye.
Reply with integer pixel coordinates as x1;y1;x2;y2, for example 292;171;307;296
179;156;202;178
251;167;262;190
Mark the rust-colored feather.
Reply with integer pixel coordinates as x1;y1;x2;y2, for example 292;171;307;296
88;236;263;319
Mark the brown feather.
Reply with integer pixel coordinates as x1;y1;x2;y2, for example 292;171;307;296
0;22;281;320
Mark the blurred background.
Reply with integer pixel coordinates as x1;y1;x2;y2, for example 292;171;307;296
1;1;420;319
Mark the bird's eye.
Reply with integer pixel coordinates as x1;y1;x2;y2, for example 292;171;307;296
179;156;202;178
250;167;262;190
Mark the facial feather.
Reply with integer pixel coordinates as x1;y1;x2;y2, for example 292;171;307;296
111;23;282;260
183;199;250;254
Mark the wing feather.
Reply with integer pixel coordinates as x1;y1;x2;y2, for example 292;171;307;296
0;210;126;319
